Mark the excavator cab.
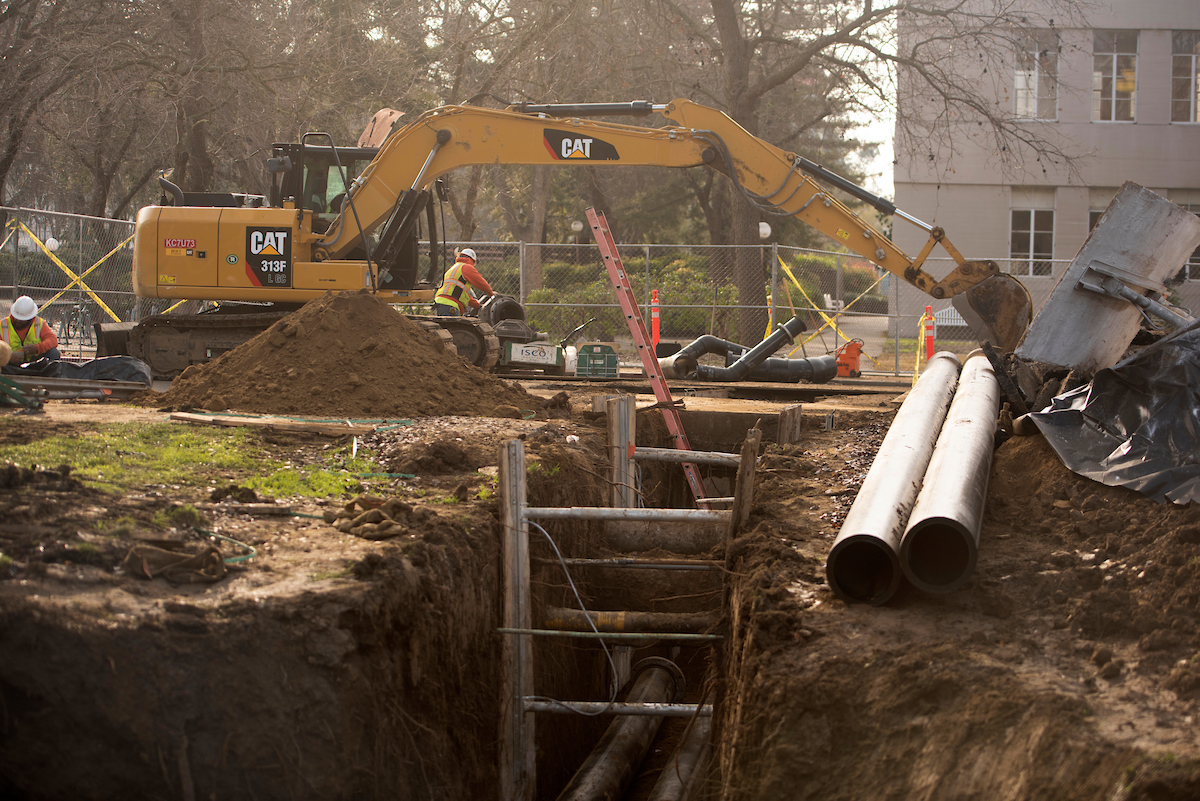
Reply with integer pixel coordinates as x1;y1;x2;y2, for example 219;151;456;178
265;141;440;292
268;143;378;231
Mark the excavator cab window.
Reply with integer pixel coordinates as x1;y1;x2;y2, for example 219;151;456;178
300;148;377;232
269;143;378;231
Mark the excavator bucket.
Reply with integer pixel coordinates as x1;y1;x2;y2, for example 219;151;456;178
951;273;1033;353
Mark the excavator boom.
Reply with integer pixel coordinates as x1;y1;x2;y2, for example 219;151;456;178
128;97;1032;378
311;98;1029;345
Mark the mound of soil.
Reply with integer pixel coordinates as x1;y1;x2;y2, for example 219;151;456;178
147;290;537;418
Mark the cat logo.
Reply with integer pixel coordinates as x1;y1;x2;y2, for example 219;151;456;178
542;129;619;161
245;227;292;288
250;229;288;256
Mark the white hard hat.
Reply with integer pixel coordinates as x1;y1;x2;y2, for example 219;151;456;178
459;247;477;261
11;295;37;321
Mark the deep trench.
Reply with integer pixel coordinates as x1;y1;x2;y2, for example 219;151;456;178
0;410;740;801
520;410;735;800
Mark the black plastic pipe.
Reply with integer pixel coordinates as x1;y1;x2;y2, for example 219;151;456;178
726;353;838;384
646;716;712;801
695;317;806;381
825;352;961;604
899;353;1000;593
656;318;833;383
555;659;684;801
657;334;740;379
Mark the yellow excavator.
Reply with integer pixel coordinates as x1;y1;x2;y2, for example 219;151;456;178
101;99;1031;378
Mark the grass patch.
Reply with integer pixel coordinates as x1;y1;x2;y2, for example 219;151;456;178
0;421;261;492
0;420;377;499
96;515;140;537
244;466;363;498
243;442;373;498
152;504;207;530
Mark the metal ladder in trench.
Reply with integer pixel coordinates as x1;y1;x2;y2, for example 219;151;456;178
497;393;761;800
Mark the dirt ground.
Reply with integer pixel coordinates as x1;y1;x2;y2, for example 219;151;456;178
2;294;1199;799
720;423;1200;800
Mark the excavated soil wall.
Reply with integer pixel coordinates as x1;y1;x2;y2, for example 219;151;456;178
0;512;504;799
0;292;600;800
714;421;1200;800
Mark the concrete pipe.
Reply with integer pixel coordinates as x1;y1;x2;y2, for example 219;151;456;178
825;352;962;604
899;353;1000;593
555;658;684;801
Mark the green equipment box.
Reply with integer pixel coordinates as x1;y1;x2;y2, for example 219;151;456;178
576;343;619;378
499;340;564;374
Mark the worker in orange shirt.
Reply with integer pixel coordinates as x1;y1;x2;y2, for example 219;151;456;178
433;248;495;316
3;295;61;369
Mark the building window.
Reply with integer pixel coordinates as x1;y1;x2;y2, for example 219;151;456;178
1011;209;1054;276
1089;210;1103;231
1093;29;1138;122
1015;31;1058;119
1175;204;1200;281
1173;31;1200;123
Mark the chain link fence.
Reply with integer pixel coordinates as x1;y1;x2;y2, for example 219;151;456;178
464;241;899;372
3;208;1089;376
1;208;137;359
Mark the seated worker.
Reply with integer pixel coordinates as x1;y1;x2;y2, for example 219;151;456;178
433;248;495;316
3;295;61;368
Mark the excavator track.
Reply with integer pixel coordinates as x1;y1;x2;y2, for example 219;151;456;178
408;315;501;371
127;311;292;379
410;320;458;357
123;308;481;379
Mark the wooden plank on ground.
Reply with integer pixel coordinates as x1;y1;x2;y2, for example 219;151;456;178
169;412;374;435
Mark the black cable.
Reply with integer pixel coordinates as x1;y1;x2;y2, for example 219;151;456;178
303;132;377;291
526;520;620;716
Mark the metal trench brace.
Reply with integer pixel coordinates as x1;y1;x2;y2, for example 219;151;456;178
497;393;761;801
0;375;44;412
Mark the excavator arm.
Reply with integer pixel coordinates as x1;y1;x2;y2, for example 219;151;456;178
315;98;1029;336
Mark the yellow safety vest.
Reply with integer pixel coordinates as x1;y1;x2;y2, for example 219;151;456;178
2;317;42;350
434;261;473;313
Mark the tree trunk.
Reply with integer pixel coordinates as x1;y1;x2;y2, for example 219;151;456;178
709;0;768;341
494;165;552;292
170;0;214;192
447;166;484;240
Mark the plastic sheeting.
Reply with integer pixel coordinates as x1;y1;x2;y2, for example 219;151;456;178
1029;319;1200;504
1;356;151;385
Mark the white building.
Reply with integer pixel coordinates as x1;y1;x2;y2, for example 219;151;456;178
892;0;1200;332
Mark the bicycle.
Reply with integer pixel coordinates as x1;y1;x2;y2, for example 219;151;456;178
61;301;95;347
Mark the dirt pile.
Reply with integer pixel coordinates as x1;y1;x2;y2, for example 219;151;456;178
148;290;537;418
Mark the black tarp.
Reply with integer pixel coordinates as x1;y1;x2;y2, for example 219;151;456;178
1;356;151;385
1029;319;1200;504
